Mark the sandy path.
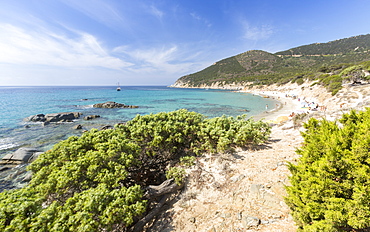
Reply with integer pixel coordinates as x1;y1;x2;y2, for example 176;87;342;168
153;84;370;231
154;125;303;231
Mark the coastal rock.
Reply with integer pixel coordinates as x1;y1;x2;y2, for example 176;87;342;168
25;112;82;123
21;172;33;182
28;152;43;163
100;125;114;130
83;115;100;120
26;114;46;122
44;112;82;122
73;124;83;130
1;147;42;164
93;101;138;109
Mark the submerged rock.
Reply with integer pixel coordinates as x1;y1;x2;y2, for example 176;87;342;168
73;124;83;130
25;112;82;123
93;101;138;108
1;147;43;164
84;115;100;120
45;112;82;122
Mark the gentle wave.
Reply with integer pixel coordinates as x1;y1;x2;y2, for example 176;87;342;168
0;138;18;151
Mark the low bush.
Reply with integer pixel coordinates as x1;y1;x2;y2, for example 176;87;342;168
0;109;271;231
286;109;370;231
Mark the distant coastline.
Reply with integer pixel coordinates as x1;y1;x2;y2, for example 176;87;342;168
170;80;370;123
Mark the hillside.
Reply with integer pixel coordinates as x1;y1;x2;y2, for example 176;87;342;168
173;34;370;89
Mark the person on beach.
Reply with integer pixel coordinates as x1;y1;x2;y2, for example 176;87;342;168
266;104;268;110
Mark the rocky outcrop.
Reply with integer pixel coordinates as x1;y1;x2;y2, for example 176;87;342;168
0;147;43;166
83;115;100;120
73;124;83;130
93;101;138;108
26;114;46;122
100;125;114;130
25;112;82;123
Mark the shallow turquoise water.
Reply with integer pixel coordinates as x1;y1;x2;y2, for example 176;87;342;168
0;86;277;156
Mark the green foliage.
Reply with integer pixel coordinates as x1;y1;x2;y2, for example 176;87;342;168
318;74;343;95
286;109;370;231
277;34;370;56
180;156;196;167
121;109;204;157
361;60;370;71
198;115;271;153
176;34;370;95
0;110;271;231
166;167;186;186
340;65;363;77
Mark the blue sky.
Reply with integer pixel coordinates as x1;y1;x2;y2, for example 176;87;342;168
0;0;369;86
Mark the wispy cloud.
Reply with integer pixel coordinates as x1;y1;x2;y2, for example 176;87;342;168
149;5;164;19
0;23;132;69
60;0;126;28
190;12;212;27
113;44;206;75
241;20;273;40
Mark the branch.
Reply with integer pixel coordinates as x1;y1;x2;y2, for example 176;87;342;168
144;178;184;198
131;178;184;232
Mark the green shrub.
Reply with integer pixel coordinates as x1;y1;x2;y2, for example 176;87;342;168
0;109;271;231
180;156;196;167
286;109;370;231
166;167;186;186
295;78;304;85
318;74;343;95
198;115;271;153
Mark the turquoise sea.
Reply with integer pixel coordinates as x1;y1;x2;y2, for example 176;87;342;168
0;86;278;155
0;86;277;189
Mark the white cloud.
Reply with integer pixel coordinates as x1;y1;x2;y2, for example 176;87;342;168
113;45;206;75
242;20;273;40
60;0;126;28
149;5;164;19
0;23;132;69
190;12;212;27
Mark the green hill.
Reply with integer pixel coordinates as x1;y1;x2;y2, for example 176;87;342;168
276;34;370;55
174;34;370;90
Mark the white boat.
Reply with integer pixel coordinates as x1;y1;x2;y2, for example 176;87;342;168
116;82;121;91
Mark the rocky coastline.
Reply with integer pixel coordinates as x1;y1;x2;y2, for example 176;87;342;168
0;101;140;191
25;112;82;123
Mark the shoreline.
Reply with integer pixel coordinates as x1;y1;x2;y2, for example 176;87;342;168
247;91;303;123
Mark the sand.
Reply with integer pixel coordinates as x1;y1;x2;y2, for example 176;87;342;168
152;82;370;231
249;92;303;122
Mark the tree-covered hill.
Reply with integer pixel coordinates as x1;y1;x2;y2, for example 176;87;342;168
174;34;370;90
276;34;370;56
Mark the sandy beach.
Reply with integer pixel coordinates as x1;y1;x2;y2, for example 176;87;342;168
250;92;302;122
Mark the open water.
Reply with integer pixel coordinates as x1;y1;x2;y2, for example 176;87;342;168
0;86;277;190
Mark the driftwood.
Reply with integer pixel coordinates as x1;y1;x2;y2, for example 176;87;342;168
131;178;184;232
144;178;184;198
